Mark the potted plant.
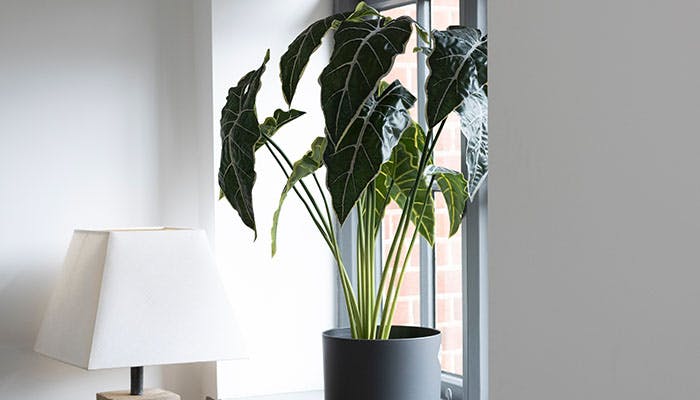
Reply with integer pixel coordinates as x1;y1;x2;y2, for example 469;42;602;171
218;3;487;400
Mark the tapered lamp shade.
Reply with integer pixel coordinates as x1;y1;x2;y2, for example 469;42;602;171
34;228;246;370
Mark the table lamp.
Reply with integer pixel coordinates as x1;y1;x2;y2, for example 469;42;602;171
34;228;246;400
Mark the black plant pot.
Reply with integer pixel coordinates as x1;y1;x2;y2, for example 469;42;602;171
322;326;441;400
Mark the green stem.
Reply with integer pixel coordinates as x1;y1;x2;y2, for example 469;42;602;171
380;176;435;339
333;247;361;338
367;185;377;339
362;191;372;339
369;178;395;335
264;140;360;336
263;135;333;236
311;172;335;239
364;188;373;338
265;143;332;248
377;119;447;337
356;196;366;337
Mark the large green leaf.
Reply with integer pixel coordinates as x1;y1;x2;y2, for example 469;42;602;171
368;79;403;229
319;16;413;145
385;123;435;245
425;165;468;236
280;12;351;105
426;27;487;128
256;108;305;150
344;1;382;22
324;81;416;223
458;87;488;197
271;137;327;256
218;50;270;238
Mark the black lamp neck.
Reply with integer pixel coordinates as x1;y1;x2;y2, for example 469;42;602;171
130;366;144;395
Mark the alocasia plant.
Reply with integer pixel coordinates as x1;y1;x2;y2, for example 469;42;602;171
218;2;488;340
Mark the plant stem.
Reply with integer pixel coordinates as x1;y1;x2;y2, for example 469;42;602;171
263;140;361;336
380;176;435;339
367;185;376;338
263;135;334;237
264;143;332;247
333;246;361;338
356;195;366;336
376;119;447;338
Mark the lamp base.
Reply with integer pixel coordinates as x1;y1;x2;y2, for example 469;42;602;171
97;389;180;400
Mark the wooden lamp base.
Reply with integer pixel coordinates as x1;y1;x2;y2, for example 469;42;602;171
97;389;180;400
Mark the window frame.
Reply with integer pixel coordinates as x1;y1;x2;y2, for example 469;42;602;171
333;1;487;399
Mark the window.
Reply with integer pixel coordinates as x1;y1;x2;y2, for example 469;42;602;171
335;1;487;399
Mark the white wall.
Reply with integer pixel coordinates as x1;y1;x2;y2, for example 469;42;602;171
0;0;337;398
489;0;700;399
211;0;336;397
0;1;210;399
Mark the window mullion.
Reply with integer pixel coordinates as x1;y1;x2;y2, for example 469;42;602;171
462;182;487;400
416;0;435;330
461;1;487;399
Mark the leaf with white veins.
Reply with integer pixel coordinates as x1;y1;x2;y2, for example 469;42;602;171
426;27;487;128
255;108;305;150
218;50;270;237
425;165;468;236
386;123;435;244
458;87;488;198
280;12;351;105
324;81;415;224
319;16;413;145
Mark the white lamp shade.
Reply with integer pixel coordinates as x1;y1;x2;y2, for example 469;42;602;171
34;228;246;370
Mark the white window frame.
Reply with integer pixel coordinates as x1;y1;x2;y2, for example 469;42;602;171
333;1;487;399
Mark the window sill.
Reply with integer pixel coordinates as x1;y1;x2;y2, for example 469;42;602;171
218;391;323;400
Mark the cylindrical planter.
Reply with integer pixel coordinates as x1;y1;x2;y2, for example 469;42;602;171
322;326;441;400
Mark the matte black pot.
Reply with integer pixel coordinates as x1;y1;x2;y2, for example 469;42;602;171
322;326;441;400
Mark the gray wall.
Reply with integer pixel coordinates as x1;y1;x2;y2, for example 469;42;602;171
489;0;700;399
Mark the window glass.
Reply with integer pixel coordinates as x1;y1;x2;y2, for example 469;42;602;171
379;0;466;376
435;196;463;374
432;0;462;172
432;0;464;376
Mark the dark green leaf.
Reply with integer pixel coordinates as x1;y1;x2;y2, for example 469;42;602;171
325;81;415;223
413;45;432;54
271;137;327;256
255;108;305;150
458;87;488;197
386;123;435;245
426;27;487;128
371;150;395;228
413;20;430;46
280;12;351;105
376;80;391;95
345;1;381;21
320;16;413;145
425;166;468;236
273;108;306;128
218;50;270;238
